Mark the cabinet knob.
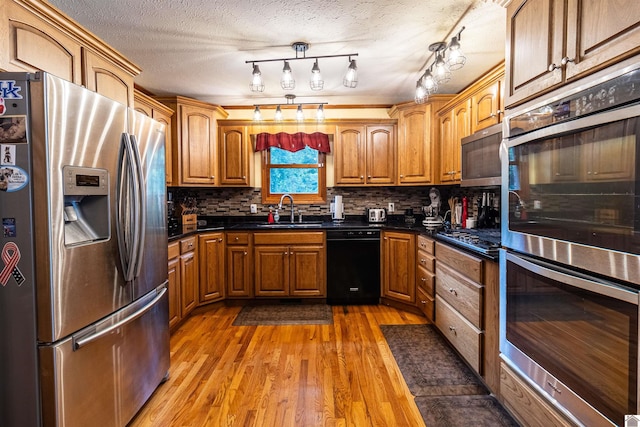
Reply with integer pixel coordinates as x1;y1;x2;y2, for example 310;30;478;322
367;175;372;179
218;238;223;242
210;175;215;179
242;175;246;179
421;300;427;304
448;325;457;335
235;237;239;241
561;56;575;66
448;288;458;296
360;175;364;179
421;277;426;282
243;251;247;255
420;258;426;264
548;62;561;72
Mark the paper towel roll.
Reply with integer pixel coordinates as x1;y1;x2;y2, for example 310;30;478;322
334;195;342;205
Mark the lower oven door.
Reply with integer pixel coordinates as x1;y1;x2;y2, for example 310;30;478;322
500;250;639;426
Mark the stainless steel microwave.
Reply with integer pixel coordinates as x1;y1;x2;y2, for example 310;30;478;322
460;123;502;187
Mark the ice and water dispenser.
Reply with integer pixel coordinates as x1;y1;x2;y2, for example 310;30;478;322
62;166;110;246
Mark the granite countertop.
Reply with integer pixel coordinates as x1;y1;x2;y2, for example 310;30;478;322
169;215;499;260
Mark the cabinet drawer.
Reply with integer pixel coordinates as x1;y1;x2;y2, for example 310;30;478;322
436;242;483;283
417;287;435;323
226;232;250;245
435;295;482;373
168;242;180;260
180;236;197;254
416;265;435;296
436;262;483;329
417;234;435;255
253;231;324;245
417;250;435;273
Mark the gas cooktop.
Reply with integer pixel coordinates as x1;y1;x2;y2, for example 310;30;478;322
437;229;501;256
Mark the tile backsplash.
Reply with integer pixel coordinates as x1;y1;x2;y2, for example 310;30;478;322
169;185;499;221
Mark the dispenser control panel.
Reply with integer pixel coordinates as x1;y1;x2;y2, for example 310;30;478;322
63;166;108;196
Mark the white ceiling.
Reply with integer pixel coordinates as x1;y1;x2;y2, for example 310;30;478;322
48;0;507;107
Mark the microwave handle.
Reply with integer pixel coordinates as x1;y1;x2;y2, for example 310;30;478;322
506;251;639;304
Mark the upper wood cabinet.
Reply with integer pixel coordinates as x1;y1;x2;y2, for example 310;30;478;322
134;90;175;185
334;123;396;186
0;0;139;106
471;79;502;133
156;96;228;187
439;100;471;183
505;0;640;107
390;96;452;185
218;125;251;186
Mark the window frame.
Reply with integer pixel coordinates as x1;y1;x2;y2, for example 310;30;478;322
261;149;327;204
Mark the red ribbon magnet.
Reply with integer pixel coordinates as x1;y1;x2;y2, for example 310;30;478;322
0;241;24;286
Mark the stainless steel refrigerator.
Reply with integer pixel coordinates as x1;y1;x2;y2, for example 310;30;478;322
0;72;169;427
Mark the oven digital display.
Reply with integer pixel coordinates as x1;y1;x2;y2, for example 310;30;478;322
75;174;100;187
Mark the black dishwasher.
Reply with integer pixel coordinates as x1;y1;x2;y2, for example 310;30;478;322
326;228;380;305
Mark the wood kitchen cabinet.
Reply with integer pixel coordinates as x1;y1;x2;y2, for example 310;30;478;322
218;125;251;186
253;232;326;298
334;123;396;186
416;234;436;322
226;232;253;298
198;232;225;304
1;0;139;106
438;100;471;183
505;0;640;107
167;236;198;330
167;242;181;329
155;96;228;187
390;97;452;185
471;78;502;133
435;242;500;393
134;90;175;185
381;231;415;304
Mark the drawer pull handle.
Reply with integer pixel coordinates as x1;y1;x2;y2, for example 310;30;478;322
448;288;458;296
448;326;457;335
421;277;426;282
421;300;427;304
235;237;239;241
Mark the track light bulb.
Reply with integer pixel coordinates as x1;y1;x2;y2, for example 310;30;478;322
310;60;324;91
343;59;358;88
253;106;262;121
316;104;325;121
274;105;283;121
250;64;264;92
446;36;466;71
280;61;295;90
296;105;304;121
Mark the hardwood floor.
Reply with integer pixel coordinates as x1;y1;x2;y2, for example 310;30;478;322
129;304;428;427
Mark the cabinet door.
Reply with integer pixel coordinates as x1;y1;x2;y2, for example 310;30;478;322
585;124;635;181
153;108;174;186
382;231;415;303
551;136;581;182
471;80;500;133
180;251;198;317
564;0;640;82
254;246;289;297
218;126;250;186
366;125;396;185
2;5;82;83
505;0;565;107
82;48;133;107
289;245;326;297
226;245;252;298
179;104;217;185
199;233;225;303
397;105;434;184
167;257;181;329
334;126;366;185
439;110;455;182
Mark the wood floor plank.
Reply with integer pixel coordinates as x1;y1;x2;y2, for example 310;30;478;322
129;304;428;427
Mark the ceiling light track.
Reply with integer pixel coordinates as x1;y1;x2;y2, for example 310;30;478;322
246;42;359;92
252;94;328;122
414;26;467;104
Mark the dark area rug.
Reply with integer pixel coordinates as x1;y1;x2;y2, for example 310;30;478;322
381;324;520;427
416;395;520;427
380;324;487;396
232;303;333;326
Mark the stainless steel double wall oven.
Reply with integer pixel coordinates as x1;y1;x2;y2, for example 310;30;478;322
500;61;640;426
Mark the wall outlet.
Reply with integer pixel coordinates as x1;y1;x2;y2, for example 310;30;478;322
250;203;258;214
388;202;395;212
533;200;542;210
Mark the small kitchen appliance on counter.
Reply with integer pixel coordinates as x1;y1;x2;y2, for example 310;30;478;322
331;195;345;222
367;208;386;223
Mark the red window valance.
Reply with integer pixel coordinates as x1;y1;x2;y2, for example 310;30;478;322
254;132;331;153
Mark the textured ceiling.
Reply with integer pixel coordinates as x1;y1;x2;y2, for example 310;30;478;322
48;0;507;106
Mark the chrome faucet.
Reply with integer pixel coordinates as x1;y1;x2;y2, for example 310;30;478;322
279;194;295;223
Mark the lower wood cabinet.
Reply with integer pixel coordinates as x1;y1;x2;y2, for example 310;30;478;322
226;232;253;298
416;234;436;321
167;242;181;329
382;231;416;304
435;242;500;393
167;236;198;330
198;232;225;303
253;232;326;298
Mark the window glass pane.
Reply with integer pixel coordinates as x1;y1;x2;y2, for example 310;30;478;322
270;168;319;194
270;146;318;165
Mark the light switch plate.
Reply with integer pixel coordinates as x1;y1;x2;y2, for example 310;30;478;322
388;202;395;212
250;203;258;214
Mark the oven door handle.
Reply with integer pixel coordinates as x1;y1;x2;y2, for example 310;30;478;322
506;251;639;304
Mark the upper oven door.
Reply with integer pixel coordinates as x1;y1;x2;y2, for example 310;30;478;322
501;101;640;285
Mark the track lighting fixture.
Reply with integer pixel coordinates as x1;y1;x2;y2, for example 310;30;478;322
252;94;328;122
246;42;359;93
414;27;467;103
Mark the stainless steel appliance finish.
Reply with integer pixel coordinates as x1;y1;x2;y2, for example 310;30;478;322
367;208;386;223
436;229;501;257
0;72;169;427
500;251;639;427
326;228;381;305
460;123;502;187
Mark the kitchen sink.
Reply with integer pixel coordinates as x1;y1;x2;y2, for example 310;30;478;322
254;221;324;229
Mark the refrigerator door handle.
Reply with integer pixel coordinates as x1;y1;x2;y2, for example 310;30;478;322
72;284;167;350
116;133;138;282
129;134;146;280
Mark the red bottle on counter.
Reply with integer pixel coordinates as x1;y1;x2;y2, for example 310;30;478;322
267;209;275;223
461;197;468;228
